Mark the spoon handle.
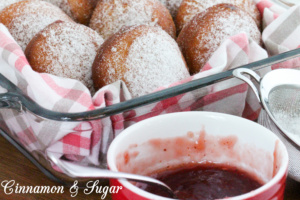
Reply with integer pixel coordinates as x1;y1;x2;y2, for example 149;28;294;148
47;152;178;199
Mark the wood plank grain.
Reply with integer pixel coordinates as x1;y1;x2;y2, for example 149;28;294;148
0;135;111;200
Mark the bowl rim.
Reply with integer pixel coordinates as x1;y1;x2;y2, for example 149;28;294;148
107;111;289;200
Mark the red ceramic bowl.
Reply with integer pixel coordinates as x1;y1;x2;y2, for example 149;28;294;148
107;112;289;200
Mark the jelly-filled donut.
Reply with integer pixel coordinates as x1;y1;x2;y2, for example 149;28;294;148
89;0;176;40
158;0;183;18
176;0;261;33
0;0;73;51
92;25;190;97
177;4;261;75
25;21;104;90
44;0;95;25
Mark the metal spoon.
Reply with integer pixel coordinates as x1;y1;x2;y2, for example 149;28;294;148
47;152;178;199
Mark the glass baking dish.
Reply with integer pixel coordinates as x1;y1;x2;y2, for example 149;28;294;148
0;48;300;187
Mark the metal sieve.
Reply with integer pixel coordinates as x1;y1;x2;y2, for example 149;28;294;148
233;68;300;150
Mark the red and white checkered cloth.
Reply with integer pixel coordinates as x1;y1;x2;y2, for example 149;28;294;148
255;0;287;28
0;0;298;168
262;2;300;70
257;1;300;182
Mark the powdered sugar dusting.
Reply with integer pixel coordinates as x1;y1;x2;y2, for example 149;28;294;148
269;87;300;144
123;27;189;97
178;0;259;31
39;22;104;90
158;0;182;17
273;112;300;142
6;0;72;50
11;14;59;51
90;0;160;40
43;0;72;17
194;7;261;69
0;0;23;11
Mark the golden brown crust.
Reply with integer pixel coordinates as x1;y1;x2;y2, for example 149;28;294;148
152;1;176;38
92;25;189;97
25;21;57;73
67;0;95;25
158;0;183;18
0;0;72;27
89;0;176;40
0;0;73;51
0;0;31;27
176;0;261;34
92;26;145;91
177;4;261;75
25;21;104;89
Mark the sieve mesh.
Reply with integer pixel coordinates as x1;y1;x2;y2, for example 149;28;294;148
266;85;300;181
268;85;300;143
258;110;300;182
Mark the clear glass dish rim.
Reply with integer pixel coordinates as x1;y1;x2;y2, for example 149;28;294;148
0;48;300;187
0;48;299;122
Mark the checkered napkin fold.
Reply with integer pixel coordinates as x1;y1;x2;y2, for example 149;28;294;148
256;1;300;182
0;1;297;171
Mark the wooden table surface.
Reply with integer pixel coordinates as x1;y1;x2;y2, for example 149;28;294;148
0;135;299;200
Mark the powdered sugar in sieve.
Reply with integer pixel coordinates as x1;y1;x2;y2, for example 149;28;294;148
269;86;300;143
233;68;300;150
233;68;300;182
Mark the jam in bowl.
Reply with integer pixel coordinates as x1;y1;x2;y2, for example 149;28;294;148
142;162;264;200
107;112;288;200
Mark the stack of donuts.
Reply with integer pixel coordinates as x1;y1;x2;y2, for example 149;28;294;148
0;0;262;97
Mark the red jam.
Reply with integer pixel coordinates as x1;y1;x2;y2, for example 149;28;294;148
142;163;263;200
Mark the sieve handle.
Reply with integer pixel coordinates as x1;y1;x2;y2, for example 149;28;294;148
233;68;262;103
